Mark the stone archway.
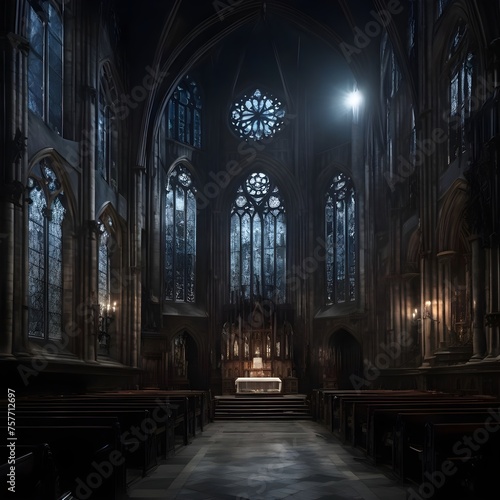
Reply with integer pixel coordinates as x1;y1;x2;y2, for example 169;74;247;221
325;330;363;389
171;331;202;390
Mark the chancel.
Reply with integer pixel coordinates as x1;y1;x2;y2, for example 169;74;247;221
1;0;500;498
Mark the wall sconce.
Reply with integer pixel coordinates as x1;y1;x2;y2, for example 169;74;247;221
412;302;438;322
412;308;419;322
422;300;438;322
98;301;116;353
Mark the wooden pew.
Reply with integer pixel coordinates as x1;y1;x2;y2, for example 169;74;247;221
311;389;421;428
4;407;159;478
422;421;500;499
0;424;124;499
393;409;500;483
4;390;209;493
329;391;438;436
0;444;59;499
15;390;205;456
340;394;460;444
361;400;497;460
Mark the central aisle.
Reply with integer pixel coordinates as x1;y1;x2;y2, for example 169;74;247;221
127;420;407;500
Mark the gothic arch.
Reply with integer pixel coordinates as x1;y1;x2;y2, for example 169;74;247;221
436;179;469;253
214;154;305;215
433;2;488;71
324;328;363;390
27;150;77;221
138;1;366;170
316;163;355;192
25;153;76;347
96;202;125;248
169;328;204;389
165;157;201;187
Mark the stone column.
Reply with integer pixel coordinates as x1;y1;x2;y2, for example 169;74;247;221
421;252;435;365
469;236;486;361
486;237;499;358
1;3;29;357
436;251;456;348
77;2;98;362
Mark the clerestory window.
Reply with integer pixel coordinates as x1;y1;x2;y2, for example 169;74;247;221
167;76;202;148
28;0;63;132
165;165;197;302
325;172;356;305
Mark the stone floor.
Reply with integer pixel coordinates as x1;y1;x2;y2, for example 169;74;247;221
126;420;408;500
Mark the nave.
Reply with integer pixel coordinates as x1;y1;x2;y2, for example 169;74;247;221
127;420;407;500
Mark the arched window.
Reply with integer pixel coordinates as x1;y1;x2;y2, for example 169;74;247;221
230;172;286;303
28;1;63;132
28;160;66;340
381;33;402;181
97;65;118;186
165;165;197;302
167;76;202;148
447;21;474;162
97;217;113;309
97;215;116;355
325;172;356;305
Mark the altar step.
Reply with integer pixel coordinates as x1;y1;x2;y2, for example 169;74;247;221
214;395;312;420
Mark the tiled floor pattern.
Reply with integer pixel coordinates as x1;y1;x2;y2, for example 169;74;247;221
127;420;407;500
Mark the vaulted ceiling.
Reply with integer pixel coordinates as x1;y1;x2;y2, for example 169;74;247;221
111;0;402;163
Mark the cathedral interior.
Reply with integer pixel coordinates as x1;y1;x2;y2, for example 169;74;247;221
3;0;500;397
2;0;500;498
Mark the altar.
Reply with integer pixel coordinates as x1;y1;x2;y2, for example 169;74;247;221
220;301;296;394
235;377;282;394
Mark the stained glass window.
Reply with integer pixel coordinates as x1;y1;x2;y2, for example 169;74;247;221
97;66;117;185
28;1;63;132
28;161;66;340
326;173;356;305
449;51;474;162
446;21;472;162
230;89;286;141
165;165;197;302
408;0;416;54
167;76;202;148
98;220;111;308
230;172;286;303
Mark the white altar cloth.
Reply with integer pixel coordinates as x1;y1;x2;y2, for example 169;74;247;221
235;377;282;393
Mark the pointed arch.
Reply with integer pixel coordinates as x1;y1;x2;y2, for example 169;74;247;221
437;179;469;253
324;329;363;390
27;0;63;133
325;170;357;305
97;61;121;186
26;156;70;341
229;171;286;303
164;163;197;302
166;74;202;148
